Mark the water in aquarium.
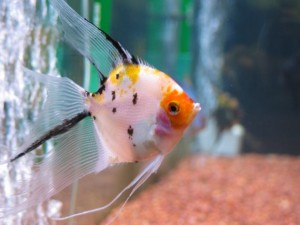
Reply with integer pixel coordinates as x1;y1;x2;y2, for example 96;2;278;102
0;0;299;224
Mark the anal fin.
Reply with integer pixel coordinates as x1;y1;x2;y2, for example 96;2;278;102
51;155;164;222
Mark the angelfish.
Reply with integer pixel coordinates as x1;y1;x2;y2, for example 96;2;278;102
0;0;200;220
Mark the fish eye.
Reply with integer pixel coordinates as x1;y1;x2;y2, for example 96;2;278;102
168;102;180;115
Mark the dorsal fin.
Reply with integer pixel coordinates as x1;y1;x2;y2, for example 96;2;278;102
51;0;139;82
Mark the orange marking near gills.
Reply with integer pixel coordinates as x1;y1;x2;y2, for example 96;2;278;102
160;89;195;128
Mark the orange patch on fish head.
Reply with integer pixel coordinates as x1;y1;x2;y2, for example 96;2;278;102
160;88;200;129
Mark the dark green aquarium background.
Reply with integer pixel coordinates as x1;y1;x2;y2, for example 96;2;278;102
146;0;193;81
57;0;112;92
58;0;300;155
59;0;192;89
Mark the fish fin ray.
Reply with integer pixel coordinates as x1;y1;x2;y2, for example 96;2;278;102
0;145;10;164
105;155;164;225
51;155;164;221
10;68;87;159
0;117;111;217
50;0;134;77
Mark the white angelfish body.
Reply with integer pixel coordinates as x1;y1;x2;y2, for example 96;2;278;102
89;64;191;164
0;0;200;220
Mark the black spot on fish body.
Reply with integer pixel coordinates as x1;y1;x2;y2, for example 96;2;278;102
112;91;116;101
112;107;116;113
133;93;138;105
116;73;120;79
127;125;134;138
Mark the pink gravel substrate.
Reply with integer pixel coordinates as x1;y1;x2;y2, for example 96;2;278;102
102;154;300;225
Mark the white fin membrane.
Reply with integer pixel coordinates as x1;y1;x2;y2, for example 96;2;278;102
12;68;87;156
50;0;131;76
0;145;10;165
0;69;111;217
52;155;164;222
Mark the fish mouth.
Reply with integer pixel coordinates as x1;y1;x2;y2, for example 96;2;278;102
193;102;201;114
187;102;201;123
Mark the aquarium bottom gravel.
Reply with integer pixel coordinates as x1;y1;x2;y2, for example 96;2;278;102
102;154;300;225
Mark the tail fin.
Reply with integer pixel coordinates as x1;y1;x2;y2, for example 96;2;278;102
0;69;111;217
12;68;88;158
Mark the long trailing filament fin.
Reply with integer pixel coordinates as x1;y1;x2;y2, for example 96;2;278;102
51;155;164;222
